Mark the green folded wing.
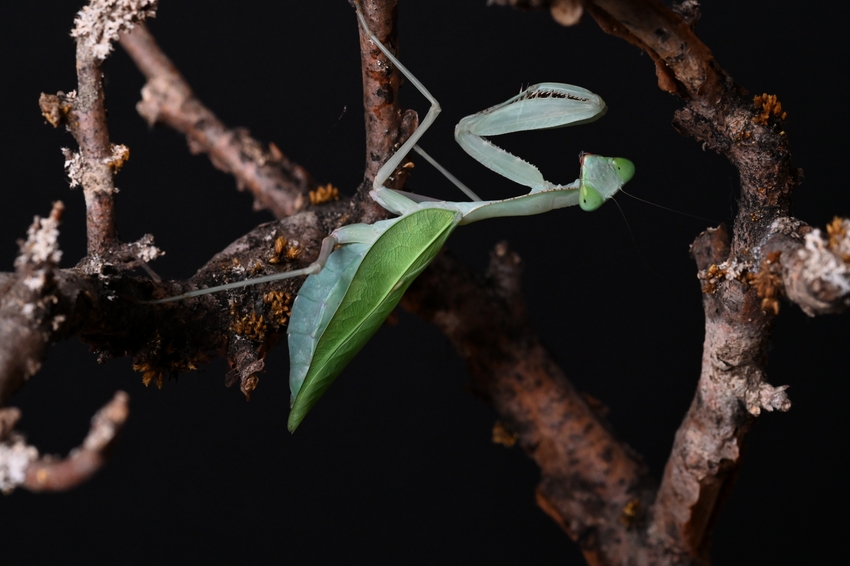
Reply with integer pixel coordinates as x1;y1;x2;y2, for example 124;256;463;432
287;207;461;431
287;242;371;402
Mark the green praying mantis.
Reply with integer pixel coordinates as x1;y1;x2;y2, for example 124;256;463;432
150;2;635;432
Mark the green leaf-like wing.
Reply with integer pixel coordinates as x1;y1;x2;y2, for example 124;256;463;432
287;208;460;431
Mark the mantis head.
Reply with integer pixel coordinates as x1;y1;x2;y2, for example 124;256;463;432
578;154;635;211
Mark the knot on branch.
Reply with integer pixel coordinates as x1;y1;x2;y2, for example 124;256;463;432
76;233;164;278
548;0;584;26
747;383;790;416
72;0;158;60
765;217;850;316
38;91;76;129
226;348;265;401
61;144;129;190
137;74;191;126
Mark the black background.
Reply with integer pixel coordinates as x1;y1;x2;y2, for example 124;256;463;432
2;1;848;564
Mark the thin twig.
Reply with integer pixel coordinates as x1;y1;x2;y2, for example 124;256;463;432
0;392;129;493
38;0;157;256
119;24;315;219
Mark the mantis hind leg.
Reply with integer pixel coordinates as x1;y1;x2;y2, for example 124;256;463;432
353;4;441;193
354;4;483;203
144;235;338;304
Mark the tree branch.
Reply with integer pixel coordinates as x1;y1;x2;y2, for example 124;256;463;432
5;3;846;561
761;218;850;316
38;0;157;256
351;0;417;224
126;0;414;395
572;0;838;562
402;245;655;564
397;0;848;563
118;23;315;219
0;202;67;406
0;391;129;493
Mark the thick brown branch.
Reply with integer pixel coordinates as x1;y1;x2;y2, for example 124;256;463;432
402;246;654;565
0;210;332;412
353;0;416;224
118;24;314;219
650;225;775;563
136;213;332;397
484;1;837;562
573;1;804;561
585;0;722;99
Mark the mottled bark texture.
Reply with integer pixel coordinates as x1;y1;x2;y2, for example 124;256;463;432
1;1;847;564
353;0;418;224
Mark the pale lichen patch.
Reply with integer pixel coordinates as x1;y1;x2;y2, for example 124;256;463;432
0;435;39;494
15;205;64;269
61;148;85;188
745;383;791;416
72;0;158;60
799;222;850;299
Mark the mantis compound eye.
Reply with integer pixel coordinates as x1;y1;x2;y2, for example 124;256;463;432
612;157;635;183
579;183;604;211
